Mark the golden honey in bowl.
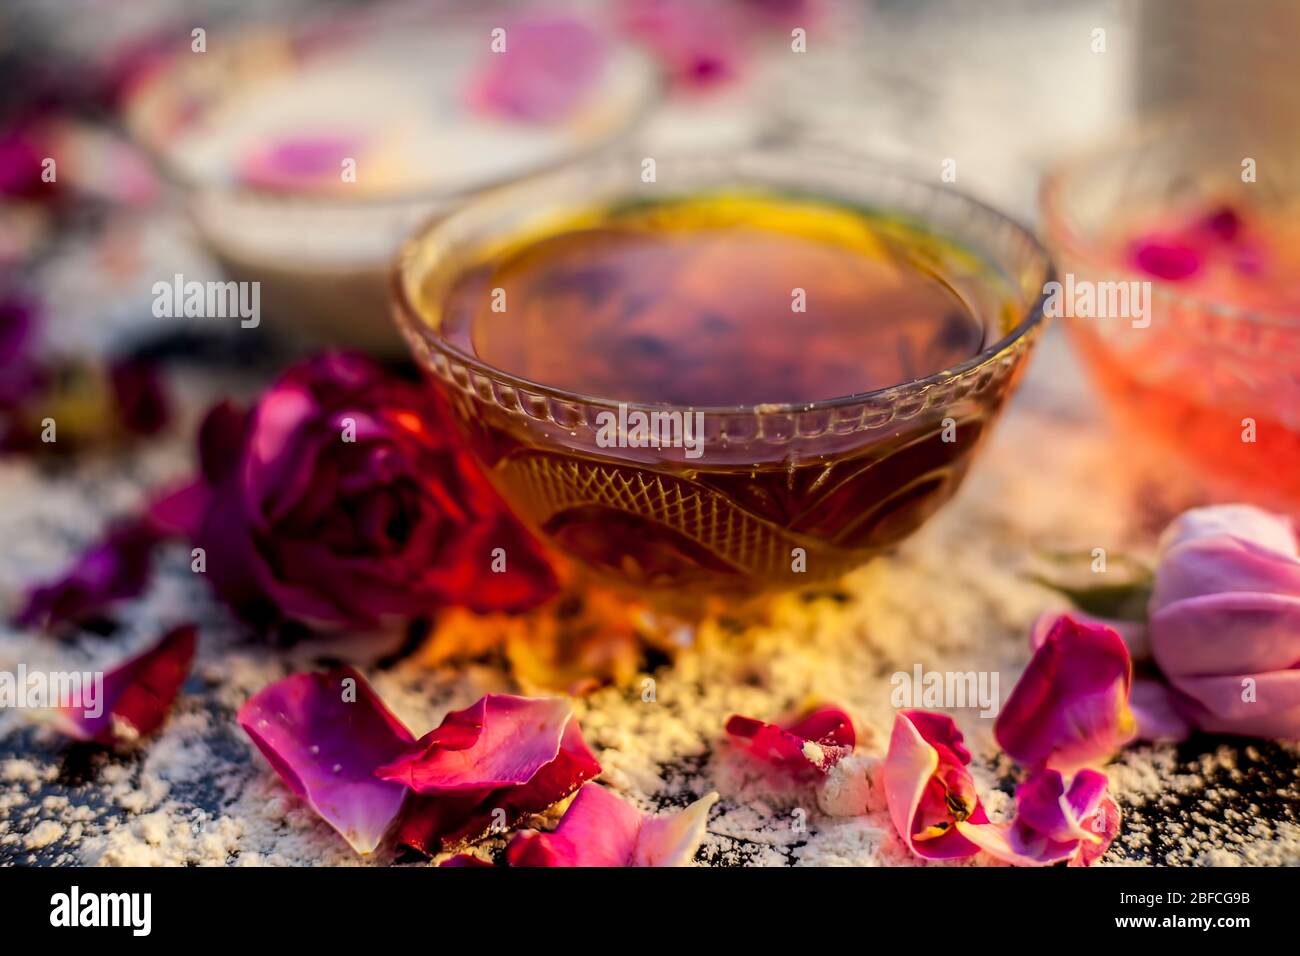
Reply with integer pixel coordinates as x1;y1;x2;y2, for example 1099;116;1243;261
396;157;1049;604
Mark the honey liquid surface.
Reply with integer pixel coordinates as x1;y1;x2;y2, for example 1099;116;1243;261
440;194;997;406
428;193;1022;596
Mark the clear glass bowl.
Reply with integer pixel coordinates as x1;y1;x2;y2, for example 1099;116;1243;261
1041;122;1300;508
394;147;1052;606
122;3;657;355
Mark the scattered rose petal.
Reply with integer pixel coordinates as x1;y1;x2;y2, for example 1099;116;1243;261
438;854;494;867
239;667;415;855
15;519;163;630
1029;606;1147;658
1014;767;1110;844
996;613;1137;772
957;768;1119;867
883;710;986;860
725;705;854;776
381;695;601;855
1129;237;1201;281
13;478;202;632
239;134;366;192
50;624;196;744
620;0;746;89
378;695;572;792
467;16;608;122
506;783;718;867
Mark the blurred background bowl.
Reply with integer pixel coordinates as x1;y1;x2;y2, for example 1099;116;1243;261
1041;121;1300;508
121;1;658;355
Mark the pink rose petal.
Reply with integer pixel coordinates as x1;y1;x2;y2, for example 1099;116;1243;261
620;0;746;89
1029;608;1148;658
1129;236;1201;281
15;520;162;630
376;695;572;792
389;700;601;855
956;768;1119;867
725;705;854;776
506;783;718;867
51;624;196;744
996;613;1137;772
883;710;986;860
1074;792;1121;867
14;481;202;631
467;16;609;122
239;667;414;855
239;134;365;192
1016;767;1109;844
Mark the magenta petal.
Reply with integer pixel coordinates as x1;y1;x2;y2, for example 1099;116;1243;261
621;0;746;89
506;783;718;867
996;614;1136;772
239;134;365;191
1016;768;1108;843
438;854;494;867
393;712;601;855
15;519;162;630
376;695;572;793
52;624;195;744
507;783;640;866
725;705;854;776
1073;793;1121;867
1029;608;1147;658
958;769;1119;867
1129;237;1201;280
238;667;415;855
883;710;984;860
468;16;608;122
145;480;209;538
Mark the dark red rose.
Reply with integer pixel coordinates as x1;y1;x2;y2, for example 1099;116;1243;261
194;353;557;630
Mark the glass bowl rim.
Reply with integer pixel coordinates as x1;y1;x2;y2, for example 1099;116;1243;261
120;2;662;210
1039;119;1300;331
392;147;1054;418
